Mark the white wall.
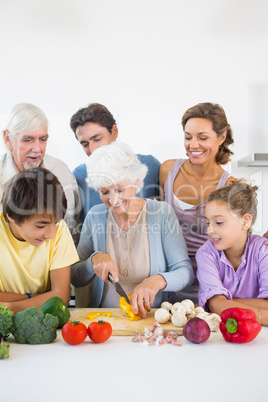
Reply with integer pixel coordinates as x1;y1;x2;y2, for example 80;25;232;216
1;0;268;228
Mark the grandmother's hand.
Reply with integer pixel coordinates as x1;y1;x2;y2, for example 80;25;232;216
131;274;167;319
91;252;119;282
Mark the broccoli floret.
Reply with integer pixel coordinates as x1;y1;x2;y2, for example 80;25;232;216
10;306;59;344
0;305;14;338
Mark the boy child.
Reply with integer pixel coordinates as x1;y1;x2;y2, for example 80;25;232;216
0;167;79;314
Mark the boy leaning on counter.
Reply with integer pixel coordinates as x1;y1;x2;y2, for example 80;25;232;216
0;167;79;314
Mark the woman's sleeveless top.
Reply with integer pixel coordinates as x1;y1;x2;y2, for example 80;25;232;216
164;159;230;265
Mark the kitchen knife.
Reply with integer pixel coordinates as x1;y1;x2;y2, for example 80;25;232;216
108;273;131;304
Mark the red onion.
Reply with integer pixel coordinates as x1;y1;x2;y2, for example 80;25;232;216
183;317;211;344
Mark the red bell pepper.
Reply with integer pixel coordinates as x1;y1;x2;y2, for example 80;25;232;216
219;308;261;343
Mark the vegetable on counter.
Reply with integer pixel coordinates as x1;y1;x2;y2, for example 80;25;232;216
183;317;211;344
0;335;10;359
119;295;142;321
154;300;221;332
86;312;113;321
132;323;182;346
62;321;88;345
88;320;112;343
0;305;14;338
40;296;70;328
10;306;59;344
154;308;170;324
219;308;262;344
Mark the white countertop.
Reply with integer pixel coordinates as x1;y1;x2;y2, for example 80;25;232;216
3;326;268;402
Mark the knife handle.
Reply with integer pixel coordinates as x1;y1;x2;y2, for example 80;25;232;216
108;273;115;284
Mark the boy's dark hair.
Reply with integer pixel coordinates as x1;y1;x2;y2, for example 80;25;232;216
181;102;234;165
3;168;67;225
70;103;116;138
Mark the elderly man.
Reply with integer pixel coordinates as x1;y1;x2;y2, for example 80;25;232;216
0;103;81;245
70;103;161;223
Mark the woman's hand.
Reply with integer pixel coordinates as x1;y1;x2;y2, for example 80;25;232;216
131;274;167;319
91;252;119;282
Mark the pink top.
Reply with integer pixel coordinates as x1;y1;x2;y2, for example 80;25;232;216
164;159;230;267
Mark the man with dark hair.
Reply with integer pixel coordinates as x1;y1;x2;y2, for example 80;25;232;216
0;168;79;314
70;103;161;223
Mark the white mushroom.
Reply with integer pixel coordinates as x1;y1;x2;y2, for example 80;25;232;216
205;313;221;332
186;311;196;319
161;301;173;311
181;299;195;314
154;308;170;324
194;306;205;314
171;302;187;315
196;312;209;319
171;313;187;327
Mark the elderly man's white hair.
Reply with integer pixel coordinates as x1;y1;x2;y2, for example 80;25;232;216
86;141;148;193
4;103;48;138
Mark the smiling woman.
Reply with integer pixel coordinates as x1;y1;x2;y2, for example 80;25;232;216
159;102;236;303
71;141;194;317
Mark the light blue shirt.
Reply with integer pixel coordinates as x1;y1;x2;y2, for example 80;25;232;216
71;199;194;307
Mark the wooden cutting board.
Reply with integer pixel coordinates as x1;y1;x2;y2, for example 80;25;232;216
70;308;184;336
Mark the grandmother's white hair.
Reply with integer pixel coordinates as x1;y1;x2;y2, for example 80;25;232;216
86;141;148;193
3;103;48;138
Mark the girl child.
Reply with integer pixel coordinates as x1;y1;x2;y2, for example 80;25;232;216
196;179;268;325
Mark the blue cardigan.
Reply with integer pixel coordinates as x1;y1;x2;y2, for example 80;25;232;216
71;199;194;307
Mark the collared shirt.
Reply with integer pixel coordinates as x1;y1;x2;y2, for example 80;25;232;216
196;235;268;309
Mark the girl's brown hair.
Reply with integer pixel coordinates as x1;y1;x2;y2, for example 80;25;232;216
181;102;234;165
207;179;258;225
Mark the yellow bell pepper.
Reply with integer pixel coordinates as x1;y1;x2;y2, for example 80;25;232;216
86;312;113;321
119;295;142;321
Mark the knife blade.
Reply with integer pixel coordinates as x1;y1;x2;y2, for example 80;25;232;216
108;273;131;304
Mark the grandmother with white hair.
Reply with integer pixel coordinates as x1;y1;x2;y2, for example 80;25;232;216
71;141;194;318
0;102;81;244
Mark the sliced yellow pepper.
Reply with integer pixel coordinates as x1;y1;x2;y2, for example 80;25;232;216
86;312;113;321
119;295;142;321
